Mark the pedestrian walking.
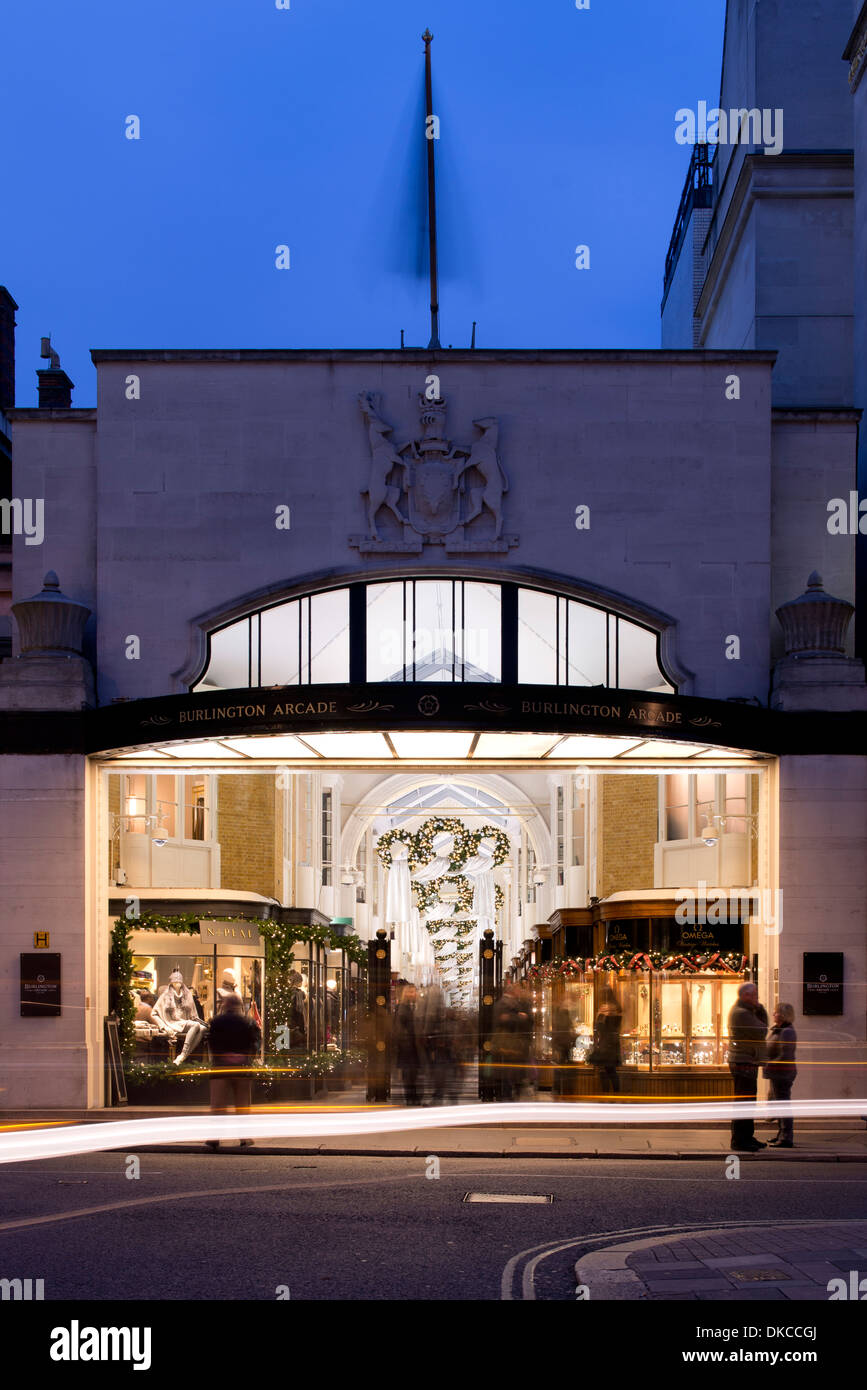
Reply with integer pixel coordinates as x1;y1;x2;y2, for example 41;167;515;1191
204;993;260;1151
492;981;534;1101
552;1001;577;1097
393;984;425;1106
588;987;622;1094
765;1002;797;1148
727;981;768;1151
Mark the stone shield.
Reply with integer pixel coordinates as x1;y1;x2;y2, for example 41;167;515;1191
407;458;460;536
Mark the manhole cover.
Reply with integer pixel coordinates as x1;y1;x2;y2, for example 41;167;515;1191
463;1193;553;1204
729;1269;791;1282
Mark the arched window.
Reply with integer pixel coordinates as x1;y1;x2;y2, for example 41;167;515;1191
193;578;675;693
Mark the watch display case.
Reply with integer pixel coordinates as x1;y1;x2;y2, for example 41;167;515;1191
539;965;747;1073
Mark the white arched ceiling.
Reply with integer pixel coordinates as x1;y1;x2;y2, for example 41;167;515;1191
341;769;553;867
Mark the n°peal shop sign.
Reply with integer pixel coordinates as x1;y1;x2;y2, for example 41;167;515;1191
83;682;783;755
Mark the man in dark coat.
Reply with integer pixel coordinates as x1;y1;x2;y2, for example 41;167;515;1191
205;993;260;1151
727;982;768;1151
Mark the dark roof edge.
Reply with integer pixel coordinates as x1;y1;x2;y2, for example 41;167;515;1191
6;408;97;421
89;348;779;365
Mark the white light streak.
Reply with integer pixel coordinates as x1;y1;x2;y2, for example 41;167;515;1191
0;1100;865;1165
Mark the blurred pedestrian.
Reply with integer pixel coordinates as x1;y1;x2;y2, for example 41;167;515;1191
727;981;768;1152
765;1002;797;1148
205;993;260;1151
552;1001;577;1097
393;984;424;1106
421;986;457;1105
492;981;534;1101
589;987;622;1094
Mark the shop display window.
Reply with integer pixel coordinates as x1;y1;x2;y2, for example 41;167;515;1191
130;936;265;1062
541;966;748;1073
617;972;652;1067
564;978;594;1061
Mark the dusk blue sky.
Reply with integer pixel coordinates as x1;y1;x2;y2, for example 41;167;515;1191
2;0;726;406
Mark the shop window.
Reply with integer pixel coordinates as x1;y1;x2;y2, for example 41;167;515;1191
355;834;367;903
321;789;333;887
660;773;752;844
185;779;207;841
555;786;565;886
663;772;690;841
571;776;586;867
724;771;748;835
124;774;148;834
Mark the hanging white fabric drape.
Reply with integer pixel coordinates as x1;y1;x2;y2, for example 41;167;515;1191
462;839;497;939
412;832;454;883
385;842;412;925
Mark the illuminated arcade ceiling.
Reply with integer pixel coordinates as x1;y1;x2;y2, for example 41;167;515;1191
102;730;763;767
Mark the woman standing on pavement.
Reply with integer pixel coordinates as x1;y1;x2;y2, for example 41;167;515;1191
764;1001;797;1148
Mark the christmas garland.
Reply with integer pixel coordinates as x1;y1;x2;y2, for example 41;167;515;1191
526;952;748;984
376;817;509;995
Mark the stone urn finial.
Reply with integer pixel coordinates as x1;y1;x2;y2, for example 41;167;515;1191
775;572;854;657
11;572;92;655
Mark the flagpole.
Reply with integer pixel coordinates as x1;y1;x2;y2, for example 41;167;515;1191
423;28;441;350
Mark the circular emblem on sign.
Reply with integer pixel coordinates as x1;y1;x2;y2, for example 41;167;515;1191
376;949;387;959
482;1040;492;1052
375;1040;386;1052
483;995;493;1007
484;949;494;960
418;694;440;717
376;995;386;1006
819;974;827;982
37;974;45;983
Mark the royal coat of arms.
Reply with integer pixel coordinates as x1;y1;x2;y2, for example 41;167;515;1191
349;391;519;555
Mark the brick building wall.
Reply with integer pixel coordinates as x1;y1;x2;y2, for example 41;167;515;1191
597;774;658;898
217;775;279;899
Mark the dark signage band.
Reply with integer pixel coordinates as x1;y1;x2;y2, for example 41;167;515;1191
1;683;862;756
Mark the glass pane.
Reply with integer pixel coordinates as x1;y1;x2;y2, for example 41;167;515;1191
196;619;250;691
260;601;301;686
726;772;747;800
617;620;671;692
666;805;689;840
518;589;557;684
184;777;207;840
125;774;147;833
463;582;501;680
414;580;454;681
154;775;176;837
619;974;651;1068
366;582;405;681
309;590;350;683
659;980;685;1065
566;602;607;685
688;978;718;1065
695;772;715;806
666;772;689;807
